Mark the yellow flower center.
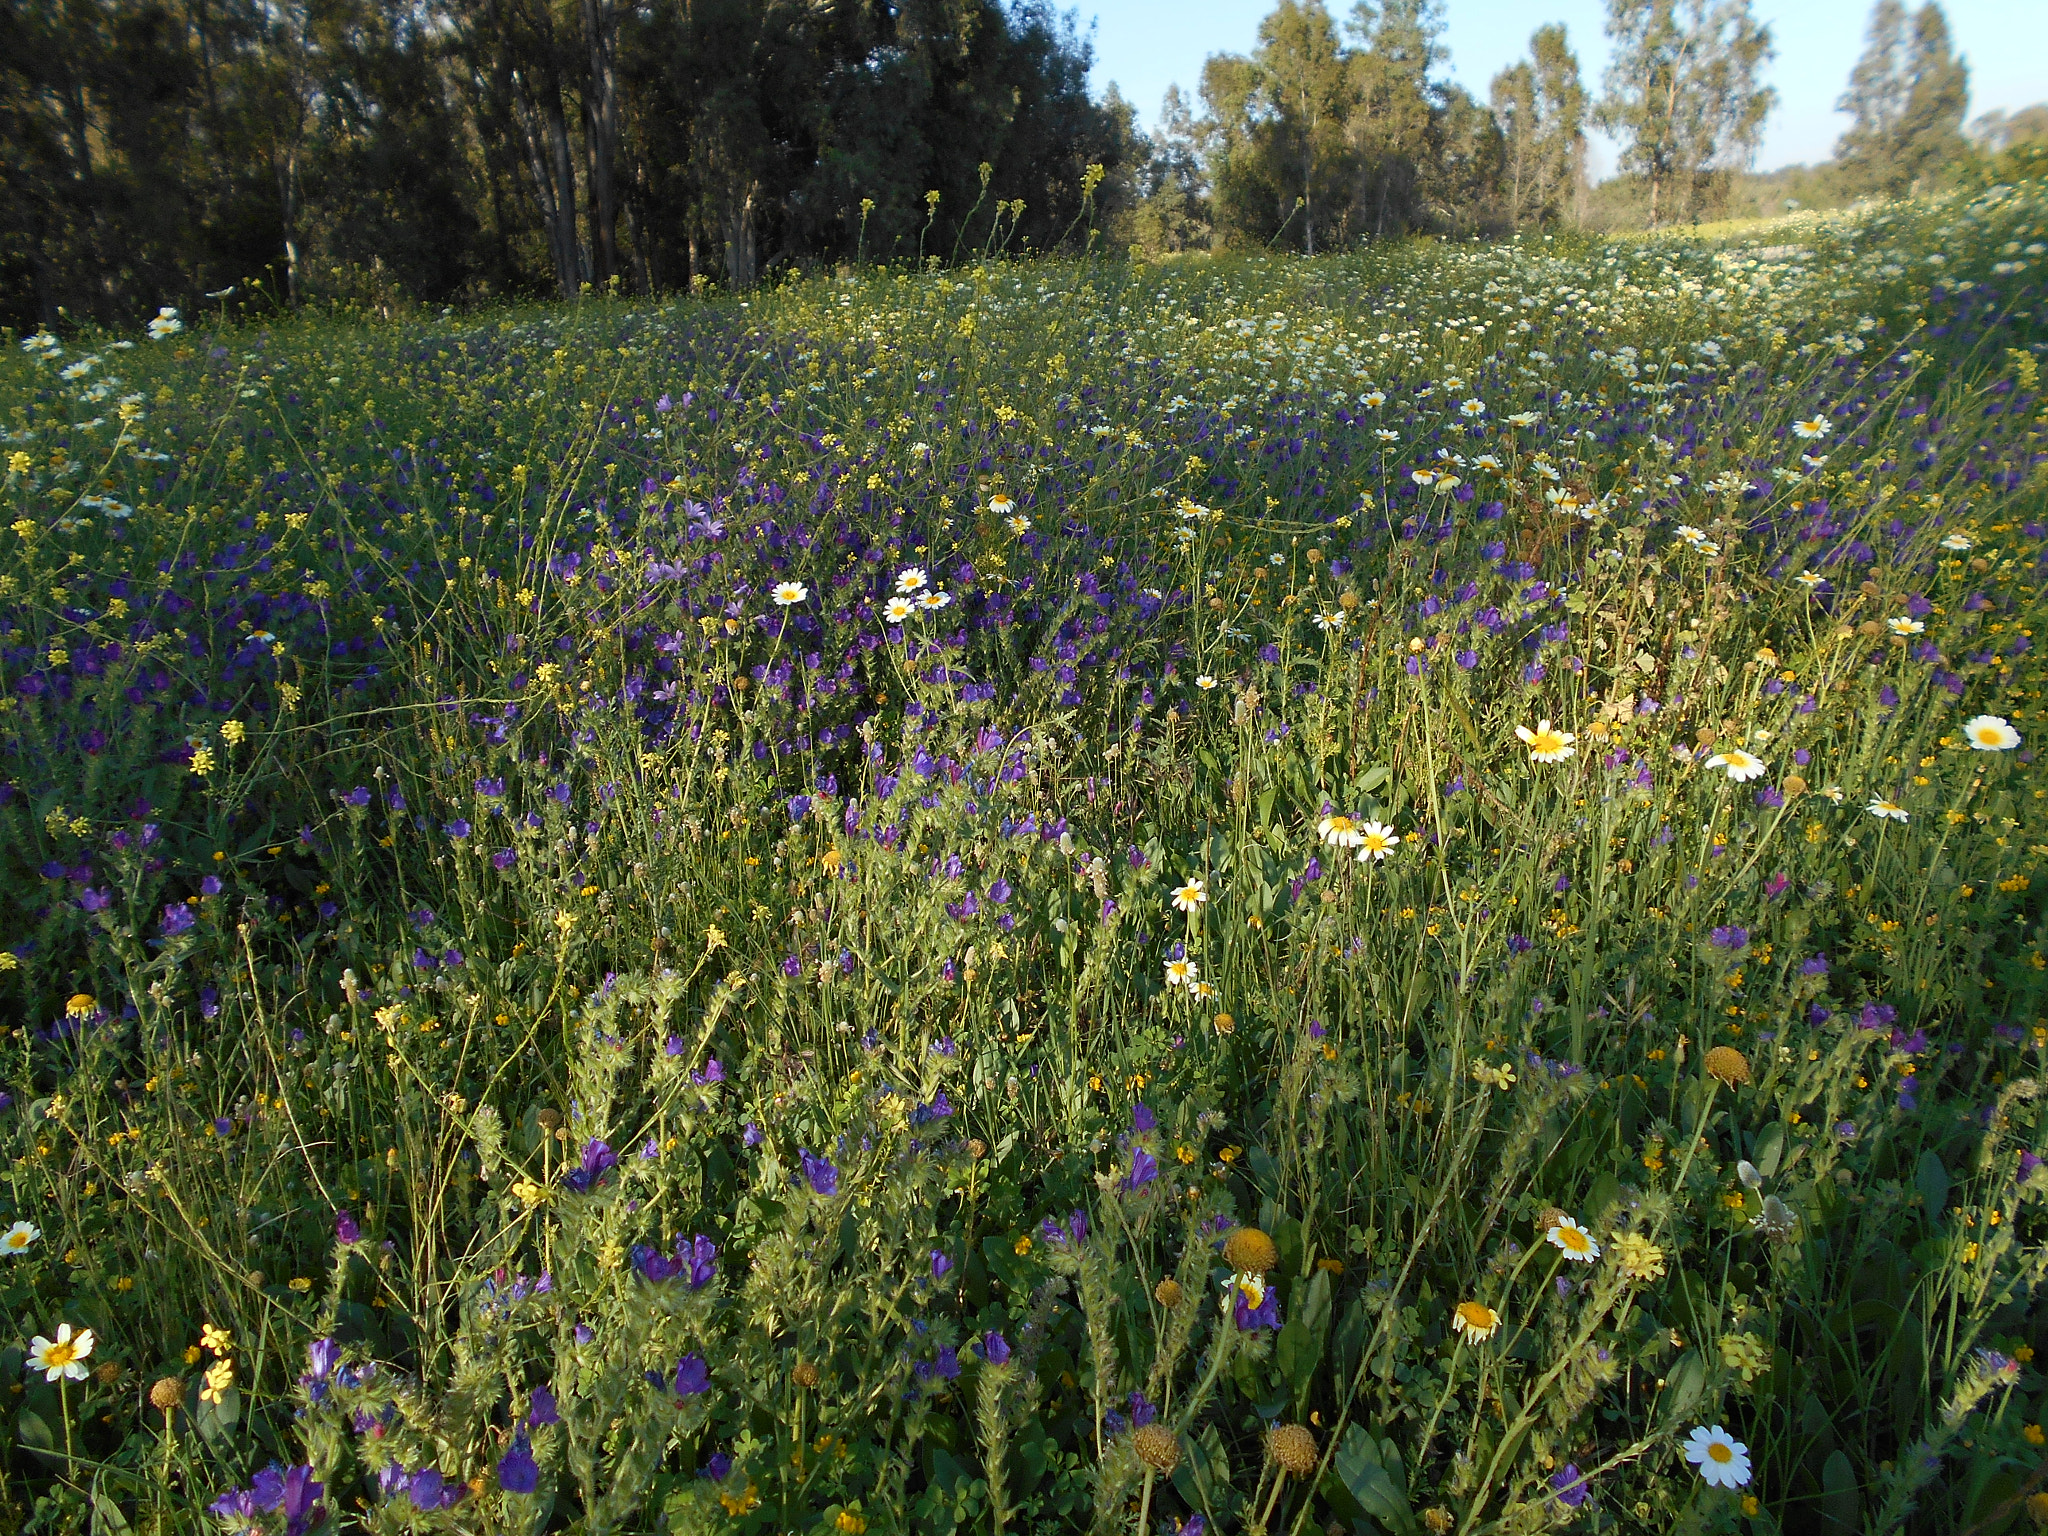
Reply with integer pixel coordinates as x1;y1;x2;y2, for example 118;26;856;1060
1530;730;1564;755
45;1343;76;1369
1708;1443;1733;1463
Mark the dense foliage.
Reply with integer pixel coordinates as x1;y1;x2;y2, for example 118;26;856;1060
1;186;2047;1536
0;0;1133;328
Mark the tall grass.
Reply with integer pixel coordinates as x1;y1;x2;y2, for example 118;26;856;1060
2;187;2046;1535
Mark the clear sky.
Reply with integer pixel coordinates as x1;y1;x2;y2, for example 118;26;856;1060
1084;0;2048;177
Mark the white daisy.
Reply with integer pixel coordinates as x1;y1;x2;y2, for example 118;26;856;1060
1545;1216;1600;1263
1965;714;2020;751
1704;749;1767;783
28;1323;95;1381
1355;822;1400;862
1683;1425;1752;1488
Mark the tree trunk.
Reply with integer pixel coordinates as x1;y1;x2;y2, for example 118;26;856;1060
509;68;583;297
723;180;758;289
580;0;621;283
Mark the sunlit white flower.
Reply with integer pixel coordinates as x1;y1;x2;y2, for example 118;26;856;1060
1195;675;1218;690
917;589;951;610
1;1221;39;1256
1506;410;1540;427
1164;957;1198;988
1318;814;1364;848
896;566;928;594
146;307;183;341
1965;715;2020;751
1683;1425;1752;1488
987;493;1014;515
1190;979;1218;1003
1459;398;1486;418
1171;878;1208;913
1795;570;1826;589
1374;428;1400;442
1314;610;1346;631
1704;749;1767;783
1790;415;1831;440
1360;389;1386;408
1545;1216;1600;1263
1866;796;1908;822
882;597;914;623
1355;822;1400;862
28;1323;94;1381
1007;515;1032;535
771;581;808;606
1940;533;1973;552
1516;720;1576;763
1451;1300;1500;1342
1887;616;1923;636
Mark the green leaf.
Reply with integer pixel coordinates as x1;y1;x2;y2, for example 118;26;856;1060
1753;1121;1786;1179
1915;1150;1950;1223
1333;1425;1416;1534
16;1405;57;1458
1820;1449;1860;1534
1173;1424;1239;1525
91;1488;134;1536
194;1383;241;1445
1275;1319;1313;1405
1657;1351;1706;1428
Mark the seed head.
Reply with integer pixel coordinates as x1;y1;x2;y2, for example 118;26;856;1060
1154;1278;1184;1309
1705;1046;1751;1086
537;1108;563;1132
1133;1423;1181;1474
1213;1012;1236;1036
1223;1227;1278;1274
1267;1423;1318;1476
792;1360;820;1389
150;1377;184;1413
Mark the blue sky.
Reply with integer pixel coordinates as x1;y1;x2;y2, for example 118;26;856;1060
1083;0;2048;175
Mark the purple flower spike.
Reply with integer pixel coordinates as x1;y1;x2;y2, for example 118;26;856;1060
800;1148;839;1196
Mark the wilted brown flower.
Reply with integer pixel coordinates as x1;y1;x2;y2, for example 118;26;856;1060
1223;1227;1278;1274
149;1377;184;1414
1705;1046;1751;1087
792;1360;821;1389
1267;1423;1318;1476
1133;1423;1181;1474
1154;1278;1184;1309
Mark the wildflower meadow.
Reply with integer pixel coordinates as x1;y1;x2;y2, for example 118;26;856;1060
3;186;2048;1536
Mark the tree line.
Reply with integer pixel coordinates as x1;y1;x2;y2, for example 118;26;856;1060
0;0;1134;327
1;0;2040;326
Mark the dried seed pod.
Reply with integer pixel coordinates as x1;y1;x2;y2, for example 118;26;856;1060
1133;1423;1181;1474
1267;1423;1318;1476
1222;1227;1277;1274
1154;1278;1184;1309
1705;1046;1751;1087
